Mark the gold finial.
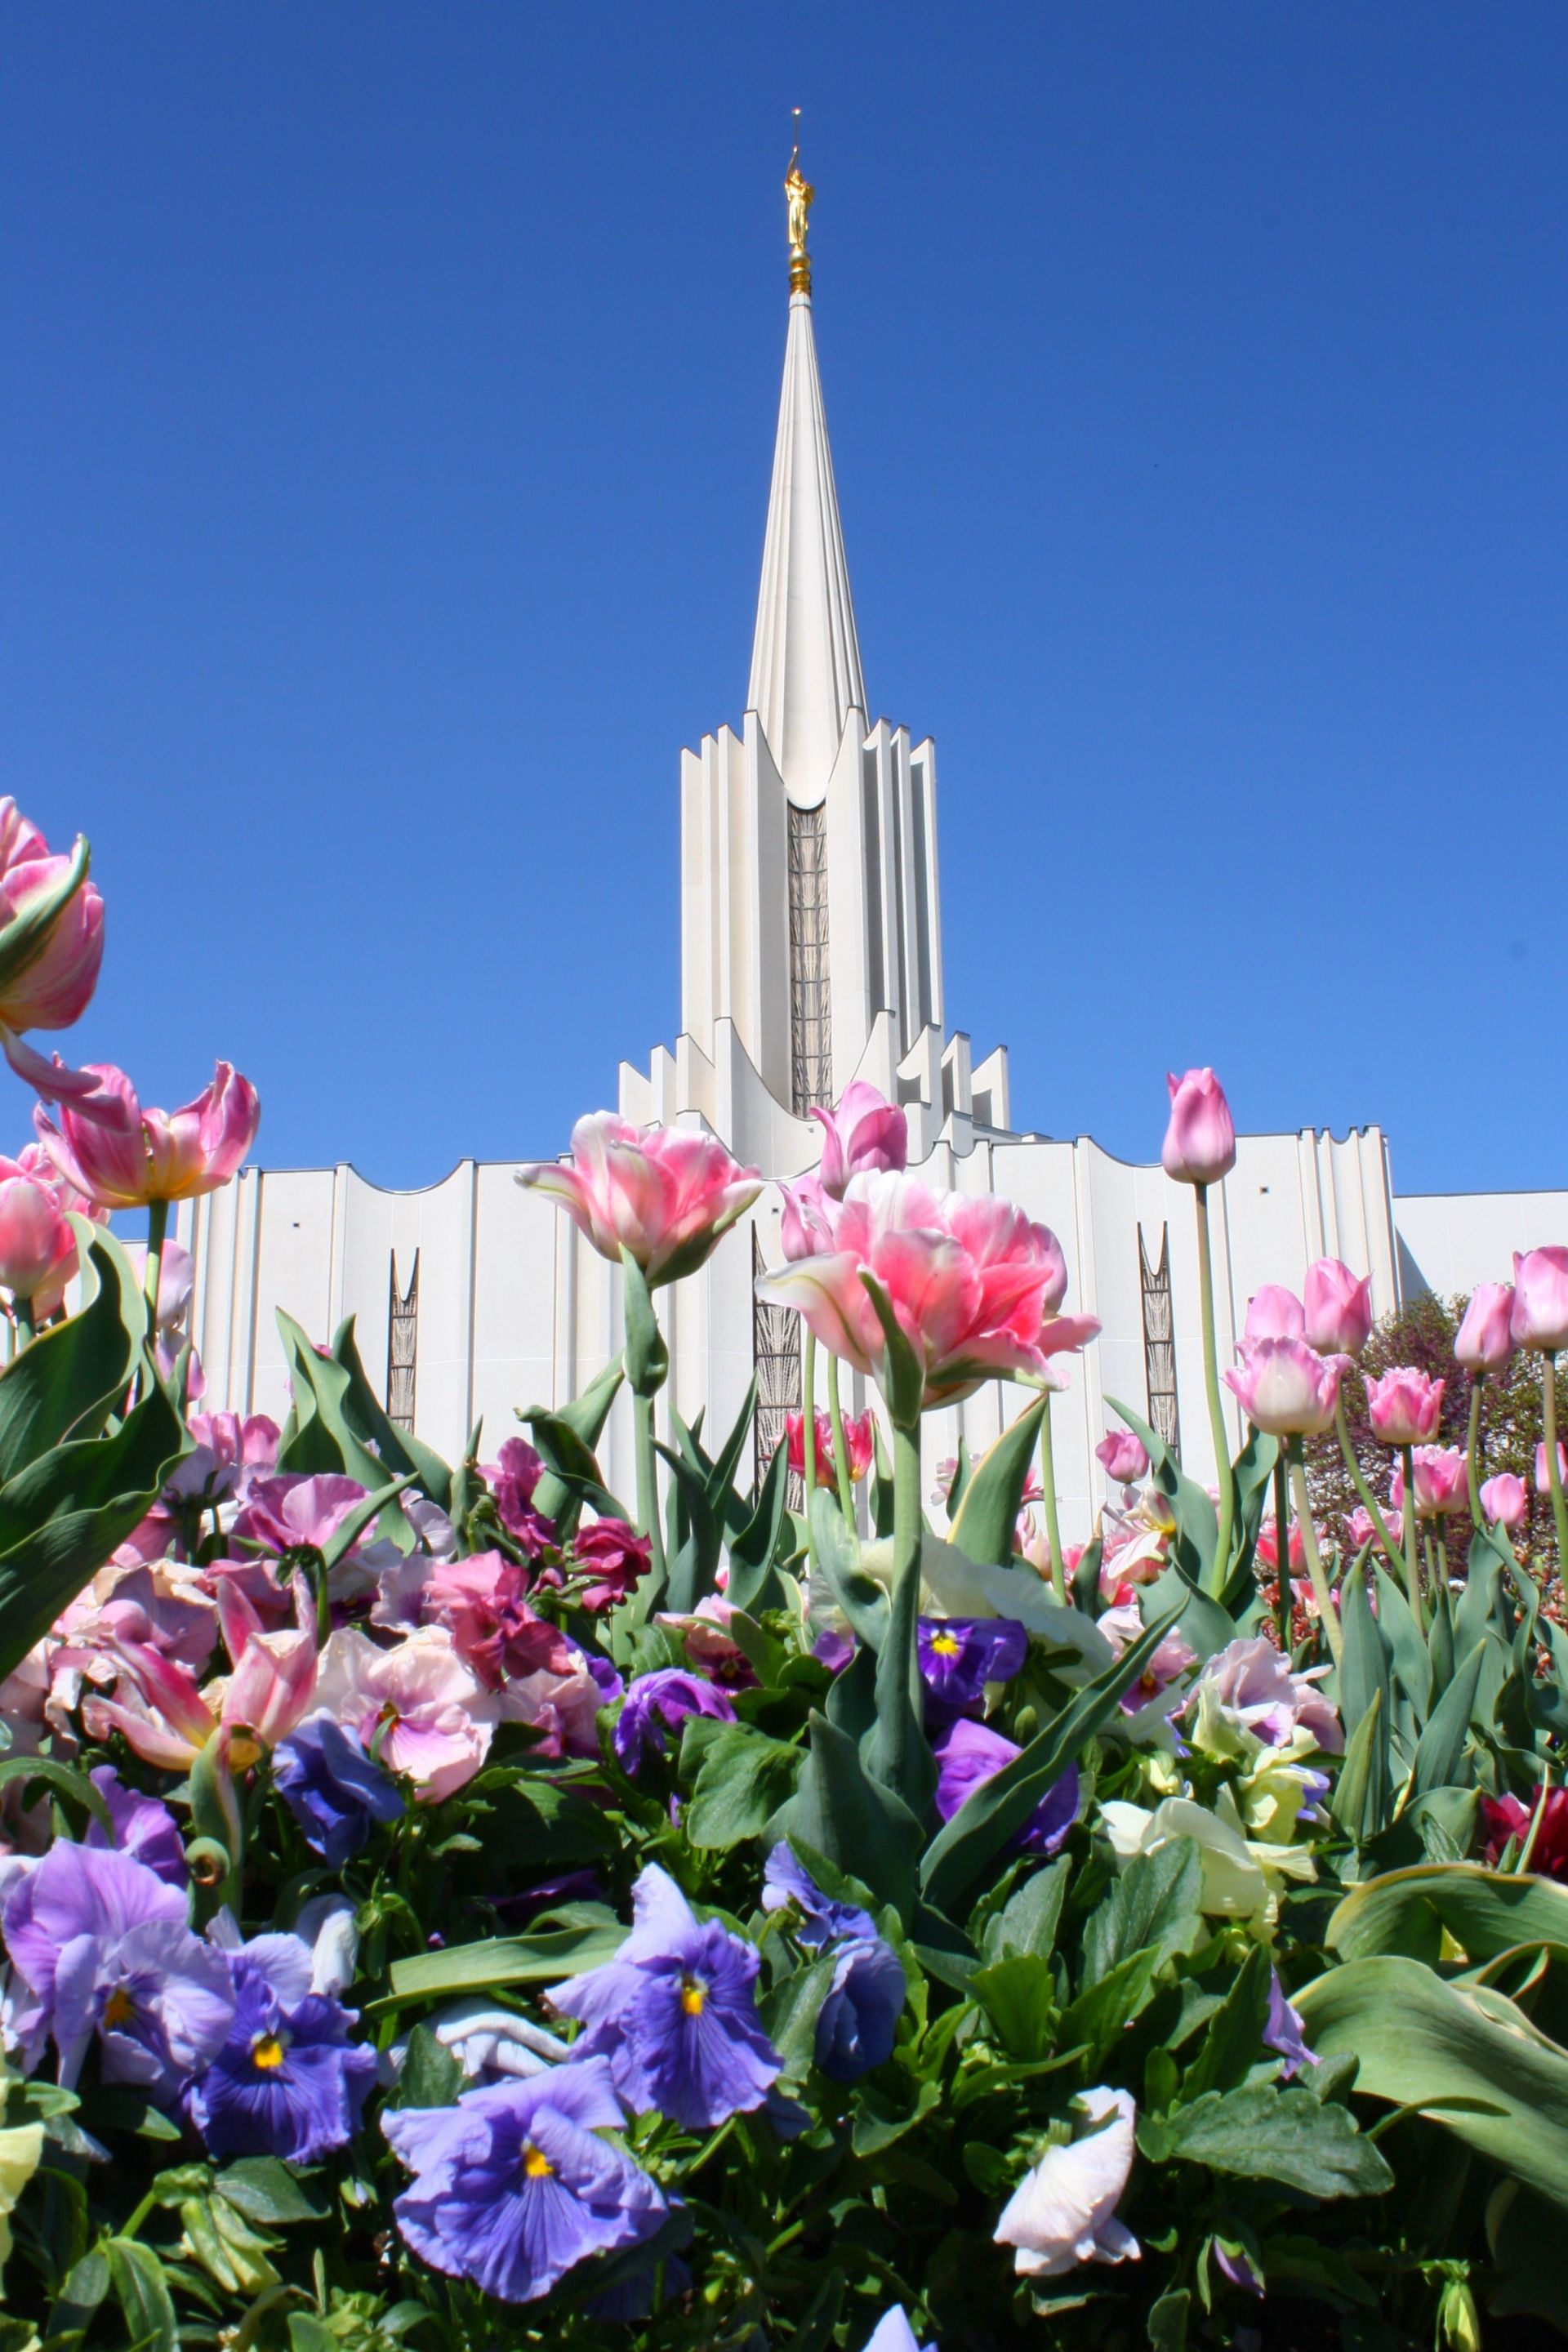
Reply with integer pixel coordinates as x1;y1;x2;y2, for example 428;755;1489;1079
784;108;813;295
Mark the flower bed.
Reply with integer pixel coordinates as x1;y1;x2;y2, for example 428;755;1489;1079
0;805;1565;2347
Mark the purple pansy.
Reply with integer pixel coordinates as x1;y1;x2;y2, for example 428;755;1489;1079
1;1842;233;2096
186;1931;376;2163
762;1846;905;2082
932;1721;1079;1856
584;1654;625;1706
811;1628;857;1675
84;1766;188;1886
916;1618;1028;1718
383;2056;667;2304
550;1864;781;2128
1263;1971;1316;2080
273;1714;406;1867
611;1670;736;1775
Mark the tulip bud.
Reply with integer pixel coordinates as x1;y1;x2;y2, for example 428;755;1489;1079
1454;1281;1516;1376
1512;1249;1568;1354
1244;1286;1305;1345
1437;2279;1481;2352
1161;1068;1236;1186
1480;1472;1528;1530
1095;1429;1151;1486
1303;1259;1374;1358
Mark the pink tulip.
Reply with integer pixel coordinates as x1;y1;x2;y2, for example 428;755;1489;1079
1096;1429;1151;1486
82;1615;314;1770
127;1238;194;1331
1345;1506;1379;1552
1244;1286;1305;1345
34;1062;260;1209
1396;1445;1468;1520
1511;1250;1568;1354
755;1172;1090;1414
779;1170;835;1263
811;1081;907;1199
0;1174;75;1303
314;1625;497;1802
7;1138;106;1227
1535;1441;1568;1496
1223;1337;1341;1436
786;1405;875;1486
0;800;106;1102
1481;1472;1528;1530
517;1111;762;1285
1303;1260;1374;1358
1454;1282;1515;1377
1365;1365;1445;1446
1161;1068;1236;1186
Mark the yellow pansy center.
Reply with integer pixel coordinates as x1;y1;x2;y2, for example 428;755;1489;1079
251;2034;288;2071
929;1632;961;1658
679;1974;708;2018
101;1987;136;2031
523;2143;554;2179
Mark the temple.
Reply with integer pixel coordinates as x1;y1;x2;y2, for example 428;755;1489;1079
182;149;1568;1530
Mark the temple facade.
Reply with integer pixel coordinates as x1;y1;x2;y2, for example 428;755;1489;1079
182;163;1568;1535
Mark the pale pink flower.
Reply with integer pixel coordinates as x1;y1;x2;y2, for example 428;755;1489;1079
232;1473;370;1558
1344;1506;1379;1552
1097;1601;1196;1713
164;1411;280;1507
756;1172;1093;1413
314;1626;496;1802
0;1175;75;1304
1224;1338;1341;1437
1409;1445;1468;1519
1481;1472;1528;1530
1192;1634;1343;1754
1365;1365;1445;1446
1161;1068;1236;1185
82;1615;315;1769
1511;1250;1568;1354
35;1062;259;1209
517;1111;761;1286
1244;1286;1305;1345
1535;1441;1568;1497
779;1169;835;1263
1096;1429;1151;1487
811;1081;907;1199
0;800;106;1102
126;1239;194;1332
1303;1259;1374;1358
497;1659;605;1757
1455;1282;1516;1377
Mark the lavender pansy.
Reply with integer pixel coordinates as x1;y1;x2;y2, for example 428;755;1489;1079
84;1766;187;1886
186;1927;376;2163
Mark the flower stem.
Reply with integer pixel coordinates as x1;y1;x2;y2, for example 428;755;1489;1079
1401;1443;1423;1624
1038;1389;1067;1603
1334;1397;1404;1572
1272;1450;1292;1654
13;1298;35;1346
1288;1439;1342;1664
1542;1354;1568;1588
1193;1182;1234;1592
144;1196;169;1332
1465;1375;1486;1530
825;1350;855;1521
633;1392;666;1588
801;1330;817;1572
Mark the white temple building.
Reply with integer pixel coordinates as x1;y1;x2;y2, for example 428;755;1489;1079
182;160;1568;1537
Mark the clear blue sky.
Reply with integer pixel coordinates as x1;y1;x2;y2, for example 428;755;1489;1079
4;7;1565;1197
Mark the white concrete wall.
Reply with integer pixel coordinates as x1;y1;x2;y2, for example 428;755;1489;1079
1393;1190;1568;1303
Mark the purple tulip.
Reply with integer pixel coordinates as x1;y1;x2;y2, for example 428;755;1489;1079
932;1721;1079;1855
384;2056;668;2304
550;1864;781;2128
611;1668;736;1774
186;1932;376;2163
916;1618;1028;1718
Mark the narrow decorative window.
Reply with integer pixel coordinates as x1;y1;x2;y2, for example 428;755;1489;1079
752;1227;802;1502
787;800;832;1114
386;1250;419;1433
1138;1223;1180;1459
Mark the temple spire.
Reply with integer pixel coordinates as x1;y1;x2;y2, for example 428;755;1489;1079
746;122;866;803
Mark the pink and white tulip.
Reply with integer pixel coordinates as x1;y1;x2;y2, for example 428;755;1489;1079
1390;1445;1468;1521
0;801;106;1102
1511;1250;1568;1354
517;1111;761;1285
1161;1068;1236;1186
34;1062;259;1209
1365;1365;1445;1447
1224;1337;1341;1437
1481;1472;1529;1530
1243;1286;1306;1346
0;1175;75;1305
1455;1282;1516;1377
810;1081;907;1199
314;1626;497;1802
756;1172;1097;1414
1303;1259;1374;1358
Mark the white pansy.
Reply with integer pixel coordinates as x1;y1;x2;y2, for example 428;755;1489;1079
296;1894;359;1997
864;2308;932;2352
995;2087;1140;2278
430;1998;573;2082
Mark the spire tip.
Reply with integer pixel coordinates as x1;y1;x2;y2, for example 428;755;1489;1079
784;111;813;296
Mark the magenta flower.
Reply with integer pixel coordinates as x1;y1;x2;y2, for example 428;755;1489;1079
481;1437;555;1555
1511;1249;1568;1354
518;1111;762;1285
165;1410;280;1507
757;1173;1094;1414
1480;1472;1528;1531
1224;1337;1341;1437
1455;1282;1515;1377
2;1842;234;2096
84;1615;316;1771
314;1628;497;1802
232;1472;370;1561
1161;1068;1236;1185
186;1930;376;2163
35;1061;259;1209
1365;1365;1445;1447
932;1720;1079;1854
0;1174;75;1307
786;1405;875;1484
560;1518;653;1610
384;2057;668;2304
811;1080;908;1199
1243;1286;1305;1345
550;1863;781;2128
611;1667;736;1773
422;1552;577;1690
1303;1259;1374;1358
1095;1428;1150;1487
0;801;106;1102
